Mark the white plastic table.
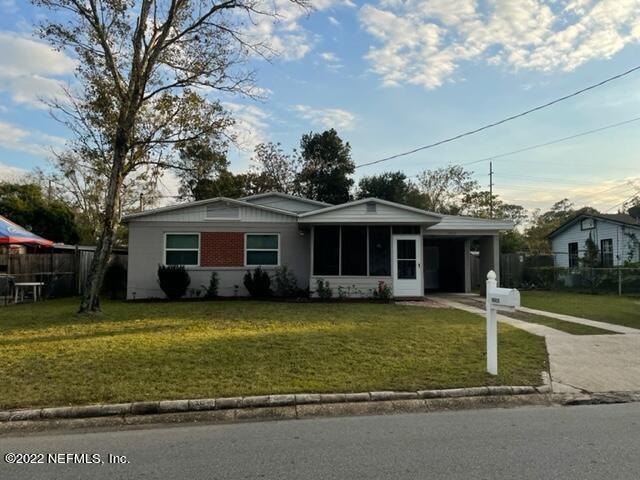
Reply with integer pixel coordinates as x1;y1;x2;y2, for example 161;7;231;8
14;282;45;303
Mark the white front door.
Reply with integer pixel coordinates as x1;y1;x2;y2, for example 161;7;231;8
392;235;423;297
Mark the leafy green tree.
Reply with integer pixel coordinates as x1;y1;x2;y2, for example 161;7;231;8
31;0;304;312
0;183;79;244
413;165;479;214
356;171;416;204
250;142;302;194
175;140;230;201
297;129;354;204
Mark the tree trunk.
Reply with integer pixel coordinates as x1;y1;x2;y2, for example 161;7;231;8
78;144;127;313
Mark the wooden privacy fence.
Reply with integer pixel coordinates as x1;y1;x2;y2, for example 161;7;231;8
0;250;127;298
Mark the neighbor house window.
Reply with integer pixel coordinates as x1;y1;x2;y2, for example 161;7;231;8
600;239;613;267
568;242;579;268
245;234;279;266
165;233;199;266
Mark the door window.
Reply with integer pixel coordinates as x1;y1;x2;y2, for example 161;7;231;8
397;239;417;279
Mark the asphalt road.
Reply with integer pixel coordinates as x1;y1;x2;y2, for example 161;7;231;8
1;403;639;479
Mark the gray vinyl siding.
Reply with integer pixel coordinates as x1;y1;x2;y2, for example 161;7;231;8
299;202;439;224
244;196;325;213
131;203;295;223
551;219;640;267
126;221;309;299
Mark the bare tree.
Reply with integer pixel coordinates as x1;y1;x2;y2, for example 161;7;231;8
31;0;307;313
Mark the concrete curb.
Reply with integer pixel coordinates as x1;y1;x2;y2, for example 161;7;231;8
0;385;550;424
0;394;556;435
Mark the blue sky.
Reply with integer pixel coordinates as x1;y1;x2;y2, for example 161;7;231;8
0;0;639;213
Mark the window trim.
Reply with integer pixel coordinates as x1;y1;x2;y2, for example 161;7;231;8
568;242;579;268
244;233;280;267
163;232;200;267
600;238;614;267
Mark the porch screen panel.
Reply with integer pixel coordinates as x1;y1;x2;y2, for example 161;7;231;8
341;226;367;276
368;226;391;275
313;226;339;275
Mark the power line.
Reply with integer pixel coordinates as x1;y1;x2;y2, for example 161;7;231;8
604;190;640;212
355;64;640;169
459;115;640;168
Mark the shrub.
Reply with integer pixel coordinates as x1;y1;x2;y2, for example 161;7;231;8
203;271;219;299
274;265;298;298
157;265;191;300
103;259;127;300
372;281;392;301
316;279;332;300
244;267;272;298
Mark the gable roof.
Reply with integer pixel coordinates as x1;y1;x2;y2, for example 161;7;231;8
121;197;297;222
548;212;640;238
298;197;442;224
240;192;332;208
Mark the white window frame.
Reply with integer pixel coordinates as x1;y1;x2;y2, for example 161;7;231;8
245;233;280;267
163;232;200;266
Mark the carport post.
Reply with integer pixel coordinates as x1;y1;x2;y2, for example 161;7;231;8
485;271;498;375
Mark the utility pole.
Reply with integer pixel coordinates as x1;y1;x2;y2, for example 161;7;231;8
489;161;494;218
139;193;144;211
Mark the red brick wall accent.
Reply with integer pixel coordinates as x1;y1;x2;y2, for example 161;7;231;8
200;232;244;267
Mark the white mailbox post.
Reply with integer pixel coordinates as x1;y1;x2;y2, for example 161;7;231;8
485;270;520;375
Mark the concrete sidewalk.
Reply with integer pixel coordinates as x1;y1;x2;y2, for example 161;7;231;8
518;306;640;335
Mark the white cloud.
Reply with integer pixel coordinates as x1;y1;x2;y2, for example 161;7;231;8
0;120;66;156
0;161;28;182
359;0;640;89
294;104;356;130
248;0;350;61
328;15;340;26
223;102;270;152
0;31;75;108
320;51;340;62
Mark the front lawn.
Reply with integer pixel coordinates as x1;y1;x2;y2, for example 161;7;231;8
0;299;547;410
521;291;640;329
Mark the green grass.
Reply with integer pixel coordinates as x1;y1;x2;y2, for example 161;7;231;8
0;298;548;410
445;296;614;335
521;291;640;329
503;310;616;335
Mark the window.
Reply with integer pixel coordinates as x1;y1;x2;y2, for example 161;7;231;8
246;234;279;266
313;226;340;275
600;239;614;267
568;242;579;268
369;226;391;275
341;226;367;276
165;234;199;266
396;239;417;279
581;218;595;230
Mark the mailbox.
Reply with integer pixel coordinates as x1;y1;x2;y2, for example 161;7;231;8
488;287;520;311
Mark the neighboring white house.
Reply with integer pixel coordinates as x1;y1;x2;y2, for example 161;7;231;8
548;209;640;267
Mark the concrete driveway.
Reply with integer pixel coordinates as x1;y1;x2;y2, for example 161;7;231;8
546;334;640;393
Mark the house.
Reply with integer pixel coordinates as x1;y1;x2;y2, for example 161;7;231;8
122;192;514;299
548;208;640;267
